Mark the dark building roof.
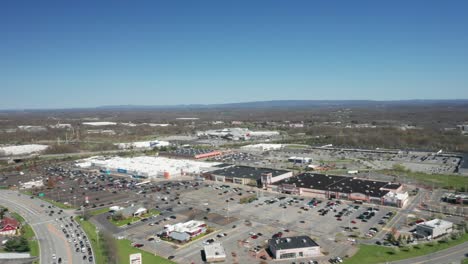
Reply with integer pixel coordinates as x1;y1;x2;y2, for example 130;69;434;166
210;165;290;180
268;236;319;251
273;173;402;198
383;183;403;190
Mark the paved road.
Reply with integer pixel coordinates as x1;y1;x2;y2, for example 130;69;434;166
0;190;94;264
388;242;468;264
372;190;424;242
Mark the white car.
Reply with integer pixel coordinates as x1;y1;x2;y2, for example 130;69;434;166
52;254;56;259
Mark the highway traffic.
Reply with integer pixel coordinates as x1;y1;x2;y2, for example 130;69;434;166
0;190;95;264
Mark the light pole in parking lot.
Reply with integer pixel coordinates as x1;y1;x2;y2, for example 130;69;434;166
96;228;99;252
226;199;230;221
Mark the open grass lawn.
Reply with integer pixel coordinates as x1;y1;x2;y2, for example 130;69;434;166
344;233;468;264
22;224;34;239
76;217;172;264
75;217;105;264
21;223;39;257
380;169;468;190
110;209;159;227
11;212;26;223
110;217;139;227
41;197;74;209
28;240;39;257
116;239;176;264
89;207;109;216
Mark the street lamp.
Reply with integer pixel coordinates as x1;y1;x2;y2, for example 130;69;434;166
96;228;100;251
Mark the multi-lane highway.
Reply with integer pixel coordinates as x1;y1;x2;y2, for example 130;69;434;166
0;190;95;264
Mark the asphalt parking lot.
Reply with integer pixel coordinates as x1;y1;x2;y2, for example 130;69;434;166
119;182;397;263
5;159;452;264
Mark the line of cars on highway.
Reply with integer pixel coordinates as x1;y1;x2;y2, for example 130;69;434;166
59;216;94;263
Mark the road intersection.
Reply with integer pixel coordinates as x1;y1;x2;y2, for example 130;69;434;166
0;190;94;264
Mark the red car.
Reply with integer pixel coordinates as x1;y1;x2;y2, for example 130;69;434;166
251;235;258;239
351;220;357;224
272;232;283;238
133;243;144;248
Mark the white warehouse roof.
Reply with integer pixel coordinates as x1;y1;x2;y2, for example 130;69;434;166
76;156;220;178
0;144;48;156
241;144;283;151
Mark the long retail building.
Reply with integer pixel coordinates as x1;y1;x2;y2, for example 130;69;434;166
270;173;408;207
76;156;220;179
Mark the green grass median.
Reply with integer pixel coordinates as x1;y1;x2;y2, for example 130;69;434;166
89;207;110;216
75;217;173;264
11;212;26;223
22;224;39;257
109;209;159;227
41;197;74;209
116;239;176;264
75;217;106;264
344;233;468;264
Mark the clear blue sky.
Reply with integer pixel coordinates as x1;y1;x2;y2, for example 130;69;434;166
1;1;467;109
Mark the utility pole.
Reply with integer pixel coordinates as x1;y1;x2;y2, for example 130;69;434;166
227;200;230;221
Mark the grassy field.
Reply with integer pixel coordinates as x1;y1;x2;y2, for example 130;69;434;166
89;207;110;216
344;233;468;264
110;209;159;227
75;217;106;264
116;239;176;264
380;169;468;190
75;217;173;264
11;212;26;222
21;224;39;257
41;197;74;209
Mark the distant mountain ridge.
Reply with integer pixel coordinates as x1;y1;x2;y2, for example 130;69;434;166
97;99;468;110
2;99;468;112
